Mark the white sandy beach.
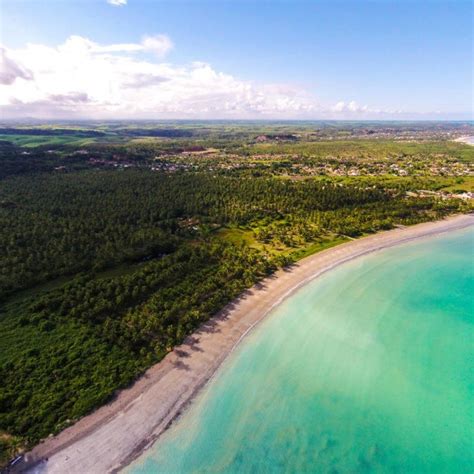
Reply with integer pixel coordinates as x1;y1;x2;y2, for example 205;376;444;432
19;214;474;474
454;136;474;146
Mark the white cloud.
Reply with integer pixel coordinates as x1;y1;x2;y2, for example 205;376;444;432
107;0;127;6
0;47;33;85
141;35;173;57
331;100;369;113
0;35;393;119
56;34;173;57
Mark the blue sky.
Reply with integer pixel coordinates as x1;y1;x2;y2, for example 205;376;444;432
0;0;472;119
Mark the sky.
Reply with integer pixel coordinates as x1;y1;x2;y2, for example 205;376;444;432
0;0;472;120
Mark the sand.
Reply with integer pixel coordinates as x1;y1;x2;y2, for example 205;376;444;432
19;214;474;474
454;136;474;146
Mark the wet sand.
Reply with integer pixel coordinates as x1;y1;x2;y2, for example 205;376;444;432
20;214;474;474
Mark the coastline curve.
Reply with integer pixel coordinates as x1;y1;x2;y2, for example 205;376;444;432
20;213;474;474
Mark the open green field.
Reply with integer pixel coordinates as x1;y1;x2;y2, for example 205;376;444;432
0;134;99;147
437;175;474;192
250;139;474;161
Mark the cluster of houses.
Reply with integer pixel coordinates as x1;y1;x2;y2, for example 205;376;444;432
406;190;473;201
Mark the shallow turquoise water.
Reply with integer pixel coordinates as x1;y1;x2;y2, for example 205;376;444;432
128;227;474;474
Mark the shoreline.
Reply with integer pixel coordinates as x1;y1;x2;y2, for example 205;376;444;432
454;136;474;146
20;214;474;474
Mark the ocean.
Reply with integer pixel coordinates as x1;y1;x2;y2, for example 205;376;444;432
128;226;474;473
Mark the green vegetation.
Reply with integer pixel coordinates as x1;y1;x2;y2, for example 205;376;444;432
0;121;472;465
0;134;96;148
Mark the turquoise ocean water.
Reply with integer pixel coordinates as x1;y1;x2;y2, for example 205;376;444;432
128;227;474;473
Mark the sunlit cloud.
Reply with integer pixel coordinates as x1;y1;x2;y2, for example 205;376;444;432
0;35;393;119
0;47;33;85
107;0;127;6
331;100;373;114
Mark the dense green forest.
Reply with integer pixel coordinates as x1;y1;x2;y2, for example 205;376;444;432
1;170;467;300
0;124;473;465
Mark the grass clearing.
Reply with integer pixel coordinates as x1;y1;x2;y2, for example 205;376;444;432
216;226;349;262
215;227;264;250
437;176;474;192
289;236;349;260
